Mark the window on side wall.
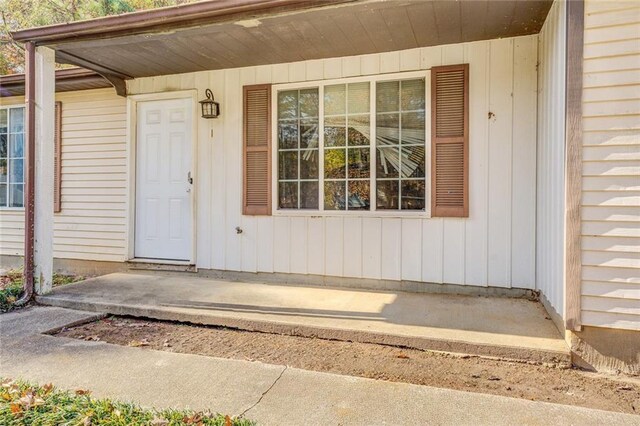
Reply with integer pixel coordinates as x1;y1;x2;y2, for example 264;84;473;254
275;75;426;213
0;107;25;208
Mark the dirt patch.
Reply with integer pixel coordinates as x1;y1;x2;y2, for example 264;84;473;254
57;316;640;415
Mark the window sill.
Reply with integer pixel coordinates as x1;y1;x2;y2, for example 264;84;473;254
0;207;25;212
271;209;432;219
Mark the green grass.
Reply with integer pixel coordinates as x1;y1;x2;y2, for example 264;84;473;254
0;379;255;425
53;273;84;288
0;270;84;313
0;270;23;313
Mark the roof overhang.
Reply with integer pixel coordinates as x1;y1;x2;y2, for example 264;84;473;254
11;0;553;96
0;68;111;98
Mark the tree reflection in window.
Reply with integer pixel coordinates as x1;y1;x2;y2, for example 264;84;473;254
277;88;319;209
324;82;371;210
376;79;426;210
275;76;426;212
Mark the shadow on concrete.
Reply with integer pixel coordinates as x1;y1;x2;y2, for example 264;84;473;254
163;290;556;340
164;300;385;321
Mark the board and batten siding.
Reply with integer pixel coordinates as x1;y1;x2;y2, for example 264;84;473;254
581;1;640;331
537;0;567;320
0;88;128;262
129;35;539;289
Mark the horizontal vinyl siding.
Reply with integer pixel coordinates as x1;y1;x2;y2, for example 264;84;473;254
129;35;539;289
536;0;566;318
0;211;24;256
0;88;127;262
582;1;640;330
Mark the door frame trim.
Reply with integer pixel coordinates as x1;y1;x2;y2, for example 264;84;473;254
126;90;198;265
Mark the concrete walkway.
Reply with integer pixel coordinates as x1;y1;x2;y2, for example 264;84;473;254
0;306;637;425
36;272;569;364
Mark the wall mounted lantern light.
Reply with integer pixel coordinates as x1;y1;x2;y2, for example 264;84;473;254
199;89;220;119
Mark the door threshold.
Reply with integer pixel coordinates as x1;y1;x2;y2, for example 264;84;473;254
129;258;192;265
128;258;196;273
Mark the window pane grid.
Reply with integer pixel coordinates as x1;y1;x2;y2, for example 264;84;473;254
276;75;426;213
0;107;25;208
323;83;371;211
278;89;319;210
376;79;425;211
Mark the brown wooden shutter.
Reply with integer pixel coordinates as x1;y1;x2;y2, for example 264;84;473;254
431;64;469;217
243;84;272;215
54;101;62;213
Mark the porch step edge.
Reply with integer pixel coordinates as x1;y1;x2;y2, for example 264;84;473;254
36;295;570;367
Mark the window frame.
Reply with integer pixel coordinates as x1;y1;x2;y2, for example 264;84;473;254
0;105;26;210
275;87;320;210
271;70;431;218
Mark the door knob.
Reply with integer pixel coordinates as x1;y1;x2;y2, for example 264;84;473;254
187;171;193;184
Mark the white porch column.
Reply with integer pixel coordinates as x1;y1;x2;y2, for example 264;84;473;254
34;46;55;294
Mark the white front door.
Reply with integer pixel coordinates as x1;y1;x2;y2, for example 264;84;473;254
135;98;193;261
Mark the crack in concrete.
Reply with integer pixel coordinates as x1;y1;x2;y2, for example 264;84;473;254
239;365;288;418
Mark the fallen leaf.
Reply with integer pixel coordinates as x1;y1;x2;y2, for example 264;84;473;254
396;352;410;359
150;416;168;425
10;403;22;415
225;415;232;426
42;383;53;394
488;376;501;381
75;389;91;396
5;383;20;395
618;386;634;391
19;393;40;410
128;339;150;347
182;413;203;424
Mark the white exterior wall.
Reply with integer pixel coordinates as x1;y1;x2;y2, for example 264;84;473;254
537;1;567;319
129;35;539;288
0;88;128;262
581;1;640;330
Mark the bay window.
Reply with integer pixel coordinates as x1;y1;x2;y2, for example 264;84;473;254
275;73;426;213
0;107;25;208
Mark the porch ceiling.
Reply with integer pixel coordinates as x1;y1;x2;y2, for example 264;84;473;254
13;0;552;85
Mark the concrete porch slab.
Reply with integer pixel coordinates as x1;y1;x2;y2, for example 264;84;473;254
37;272;569;364
3;307;635;426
